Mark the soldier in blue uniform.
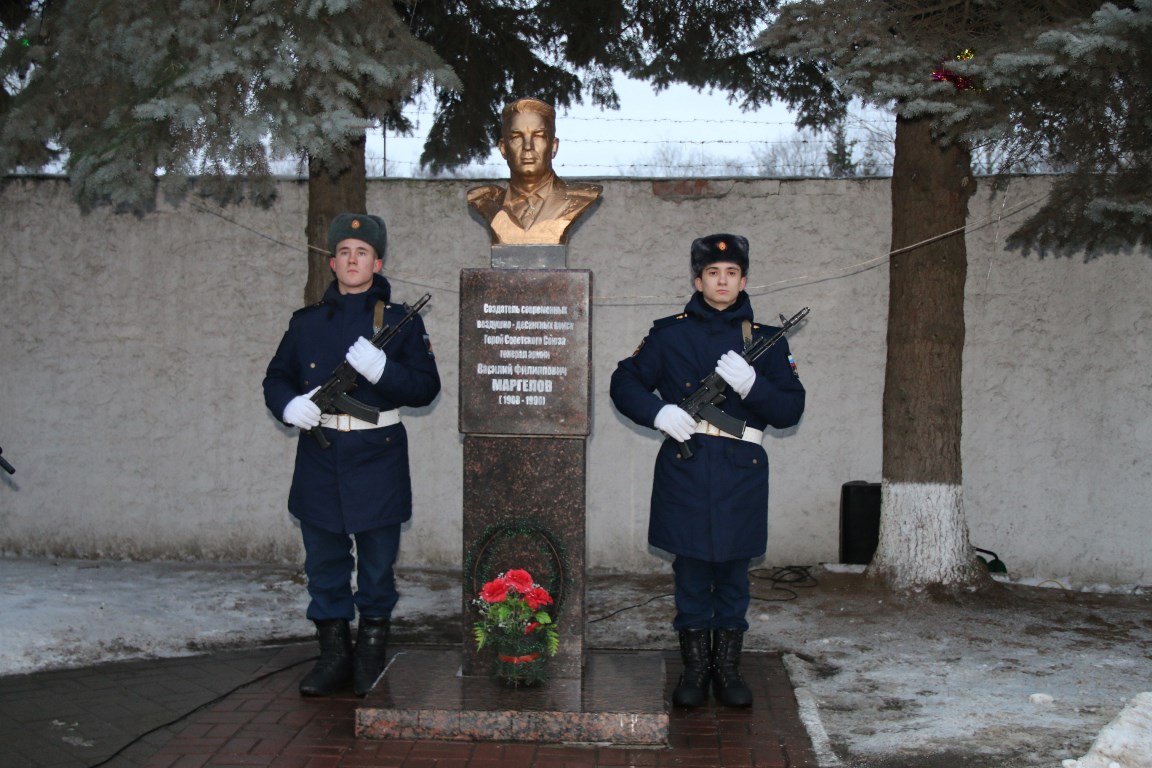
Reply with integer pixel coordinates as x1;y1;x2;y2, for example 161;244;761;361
610;234;805;708
263;213;440;697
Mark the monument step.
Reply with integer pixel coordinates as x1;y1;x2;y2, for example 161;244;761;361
355;648;668;745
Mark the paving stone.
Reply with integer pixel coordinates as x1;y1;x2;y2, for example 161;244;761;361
0;644;816;767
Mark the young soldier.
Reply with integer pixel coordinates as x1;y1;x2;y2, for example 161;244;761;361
609;234;806;708
263;213;440;697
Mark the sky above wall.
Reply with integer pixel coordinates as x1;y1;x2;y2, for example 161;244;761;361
373;77;845;178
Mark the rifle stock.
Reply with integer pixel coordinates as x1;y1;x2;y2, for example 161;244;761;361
306;294;431;448
674;306;809;459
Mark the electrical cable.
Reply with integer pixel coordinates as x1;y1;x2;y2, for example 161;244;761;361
586;591;674;623
749;565;818;603
85;649;317;768
89;566;819;763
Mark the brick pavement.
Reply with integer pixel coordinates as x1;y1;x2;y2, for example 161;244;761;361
0;642;818;768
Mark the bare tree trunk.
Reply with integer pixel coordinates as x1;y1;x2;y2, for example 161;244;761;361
870;116;991;594
304;135;368;305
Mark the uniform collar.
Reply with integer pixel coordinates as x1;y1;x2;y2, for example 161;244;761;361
685;290;752;323
323;273;392;307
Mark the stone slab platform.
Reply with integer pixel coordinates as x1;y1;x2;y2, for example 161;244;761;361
355;648;668;745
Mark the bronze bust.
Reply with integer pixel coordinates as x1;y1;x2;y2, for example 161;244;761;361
467;98;602;245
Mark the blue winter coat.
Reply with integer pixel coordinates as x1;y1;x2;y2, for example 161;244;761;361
609;291;805;561
263;274;441;534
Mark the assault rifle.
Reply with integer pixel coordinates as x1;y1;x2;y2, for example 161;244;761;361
675;306;810;459
307;293;431;449
0;446;13;475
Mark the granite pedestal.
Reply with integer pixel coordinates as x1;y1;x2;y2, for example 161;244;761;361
457;267;592;679
357;244;669;746
355;649;668;745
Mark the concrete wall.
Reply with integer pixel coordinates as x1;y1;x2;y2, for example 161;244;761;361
0;175;1148;585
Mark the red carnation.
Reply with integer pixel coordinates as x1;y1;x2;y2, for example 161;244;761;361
479;578;508;603
503;569;534;594
525;586;553;611
525;621;541;634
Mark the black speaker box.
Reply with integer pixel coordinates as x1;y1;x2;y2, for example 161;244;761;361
839;481;881;564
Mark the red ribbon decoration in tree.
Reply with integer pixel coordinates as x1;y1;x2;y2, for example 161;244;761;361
932;48;977;91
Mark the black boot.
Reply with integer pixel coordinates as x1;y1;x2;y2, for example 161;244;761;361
352;616;390;697
711;629;753;707
671;629;712;708
299;619;353;696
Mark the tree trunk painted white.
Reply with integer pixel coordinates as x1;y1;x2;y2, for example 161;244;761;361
871;117;992;593
871;481;987;592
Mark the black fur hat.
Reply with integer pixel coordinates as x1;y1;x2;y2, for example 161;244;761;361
327;213;387;259
690;233;749;277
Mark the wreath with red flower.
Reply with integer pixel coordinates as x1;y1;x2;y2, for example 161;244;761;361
472;568;560;658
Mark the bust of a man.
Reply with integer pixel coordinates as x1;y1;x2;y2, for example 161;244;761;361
467;98;602;245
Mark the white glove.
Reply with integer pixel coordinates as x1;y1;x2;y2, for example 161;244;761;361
346;337;387;384
283;393;321;430
716;351;755;398
654;404;696;443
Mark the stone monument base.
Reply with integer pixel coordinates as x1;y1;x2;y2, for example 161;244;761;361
355;648;668;745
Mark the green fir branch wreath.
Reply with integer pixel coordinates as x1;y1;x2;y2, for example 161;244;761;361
465;520;570;622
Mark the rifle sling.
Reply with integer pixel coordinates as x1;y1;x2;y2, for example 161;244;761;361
696;320;752;438
337;301;397;418
373;300;386;335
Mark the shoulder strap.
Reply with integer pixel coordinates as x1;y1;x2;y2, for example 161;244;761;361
652;312;687;331
291;299;325;318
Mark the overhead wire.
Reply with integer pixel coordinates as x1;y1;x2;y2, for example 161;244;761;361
365;111;900;176
191;181;1044;306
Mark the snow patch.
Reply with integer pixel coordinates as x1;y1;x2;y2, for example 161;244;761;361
1062;692;1152;768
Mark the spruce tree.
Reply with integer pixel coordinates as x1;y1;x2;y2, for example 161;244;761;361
825;123;858;177
0;0;457;301
754;0;1141;592
0;0;651;301
976;0;1152;255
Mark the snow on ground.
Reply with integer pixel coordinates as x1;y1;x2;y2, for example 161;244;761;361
1;557;1149;768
